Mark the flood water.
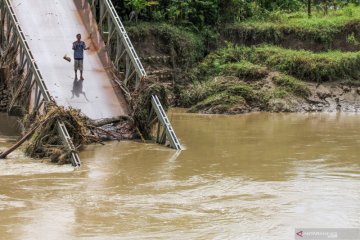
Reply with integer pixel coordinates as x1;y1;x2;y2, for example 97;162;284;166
0;111;359;240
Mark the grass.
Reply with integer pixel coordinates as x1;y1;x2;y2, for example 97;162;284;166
127;6;360;114
180;79;263;106
179;43;321;113
195;44;360;83
224;5;360;49
193;58;268;81
222;61;269;80
272;74;311;97
127;22;204;68
181;74;310;113
179;81;217;108
254;45;360;82
272;88;289;99
189;93;247;114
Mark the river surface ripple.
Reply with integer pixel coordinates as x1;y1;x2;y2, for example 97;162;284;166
0;112;359;240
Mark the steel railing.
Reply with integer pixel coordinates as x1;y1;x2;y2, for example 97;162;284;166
0;0;81;167
151;95;182;150
83;0;182;150
87;0;146;88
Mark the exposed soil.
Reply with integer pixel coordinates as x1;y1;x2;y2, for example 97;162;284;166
306;82;360;112
264;81;360;113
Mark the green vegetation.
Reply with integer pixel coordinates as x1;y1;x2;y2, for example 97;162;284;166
118;1;360;28
180;79;263;108
180;79;269;114
126;22;204;67
192;58;268;81
115;0;360;114
179;44;315;113
224;5;360;50
189;93;247;114
181;75;310;114
347;32;360;45
254;45;360;82
273;74;311;97
195;44;360;83
222;61;269;80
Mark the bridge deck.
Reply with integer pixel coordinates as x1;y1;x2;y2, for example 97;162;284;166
11;0;129;119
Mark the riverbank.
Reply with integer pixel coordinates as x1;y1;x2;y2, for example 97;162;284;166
177;44;360;114
127;5;360;114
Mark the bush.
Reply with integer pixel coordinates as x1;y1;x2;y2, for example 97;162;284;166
347;32;360;45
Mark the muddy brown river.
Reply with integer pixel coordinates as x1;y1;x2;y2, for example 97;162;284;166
0;111;359;239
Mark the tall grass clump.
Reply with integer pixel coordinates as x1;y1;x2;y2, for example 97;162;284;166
196;44;360;83
273;74;311;97
224;5;360;50
254;45;360;82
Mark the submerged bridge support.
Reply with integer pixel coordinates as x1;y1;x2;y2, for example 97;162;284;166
0;0;181;166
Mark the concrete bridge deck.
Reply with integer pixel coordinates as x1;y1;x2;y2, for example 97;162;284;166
12;0;129;120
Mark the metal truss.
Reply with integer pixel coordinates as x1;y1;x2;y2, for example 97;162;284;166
0;0;81;167
151;95;182;150
84;0;182;150
87;0;147;89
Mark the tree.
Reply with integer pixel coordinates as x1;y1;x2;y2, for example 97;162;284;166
125;0;147;13
125;0;159;16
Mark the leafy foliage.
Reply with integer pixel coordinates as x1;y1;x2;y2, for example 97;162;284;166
117;0;360;28
115;0;360;114
127;22;204;68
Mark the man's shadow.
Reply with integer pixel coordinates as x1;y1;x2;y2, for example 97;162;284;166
71;78;89;101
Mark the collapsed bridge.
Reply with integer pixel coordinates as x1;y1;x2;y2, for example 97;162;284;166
0;0;181;166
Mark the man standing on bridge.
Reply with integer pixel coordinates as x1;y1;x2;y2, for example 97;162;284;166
72;33;89;80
